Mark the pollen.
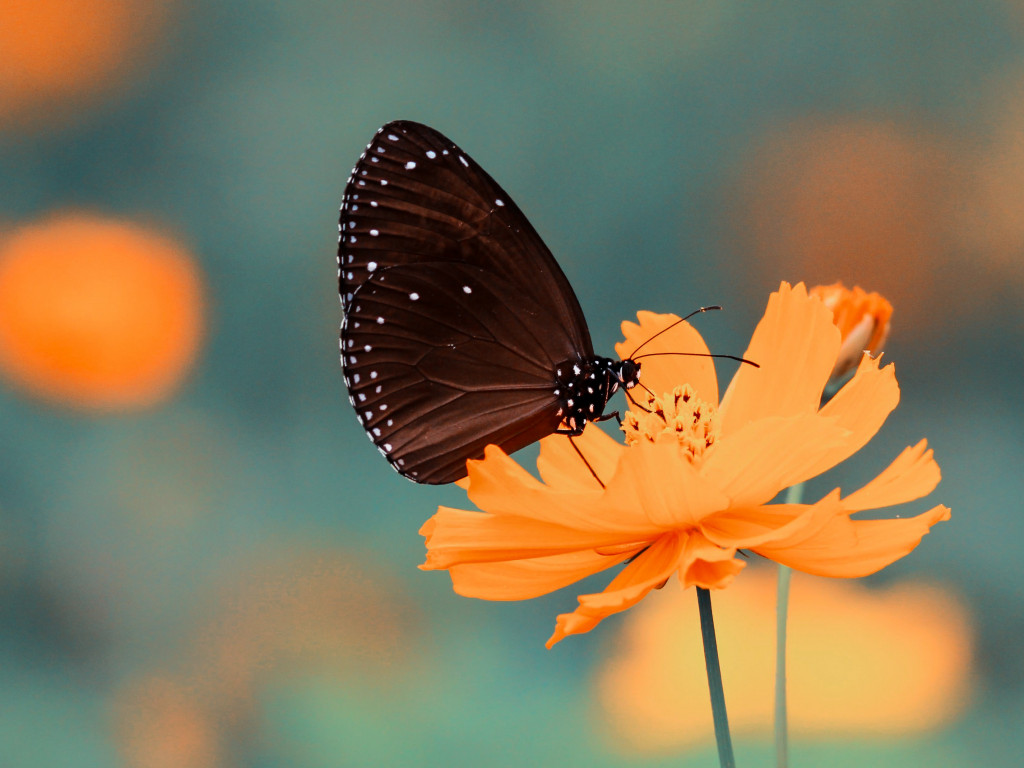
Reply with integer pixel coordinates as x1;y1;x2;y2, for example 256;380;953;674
622;384;718;463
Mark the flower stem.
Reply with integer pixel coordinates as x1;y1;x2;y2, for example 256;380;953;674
697;586;735;768
775;482;804;768
774;564;792;768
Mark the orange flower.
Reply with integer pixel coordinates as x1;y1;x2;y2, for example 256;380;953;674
0;212;204;410
809;282;893;382
419;282;949;647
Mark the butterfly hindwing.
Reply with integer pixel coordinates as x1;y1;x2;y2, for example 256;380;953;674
341;261;574;484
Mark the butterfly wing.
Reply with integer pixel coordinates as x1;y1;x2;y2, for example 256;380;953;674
342;261;575;484
338;120;593;357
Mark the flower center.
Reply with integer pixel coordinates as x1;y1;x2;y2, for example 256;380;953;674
622;384;718;463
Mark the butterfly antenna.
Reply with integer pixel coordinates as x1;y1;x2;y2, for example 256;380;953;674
627;306;722;358
633;350;760;368
568;435;605;489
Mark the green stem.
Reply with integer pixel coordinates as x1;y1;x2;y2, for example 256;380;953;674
775;482;804;768
697;586;735;768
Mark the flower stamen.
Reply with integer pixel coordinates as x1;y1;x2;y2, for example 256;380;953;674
622;384;718;463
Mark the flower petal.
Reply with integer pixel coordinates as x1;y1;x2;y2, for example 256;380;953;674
700;491;845;550
841;439;941;512
536;424;624;490
802;352;901;478
719;282;840;438
547;532;687;647
701;412;851;507
463;445;613;532
755;504;951;578
448;549;634;600
597;439;731;529
677;531;746;589
615;311;719;407
420;506;642;569
786;350;901;481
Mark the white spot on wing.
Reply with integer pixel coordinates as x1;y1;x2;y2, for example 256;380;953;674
370;229;379;237
426;150;436;159
409;292;419;301
462;285;472;294
458;155;469;167
495;198;504;206
367;261;377;271
405;161;416;170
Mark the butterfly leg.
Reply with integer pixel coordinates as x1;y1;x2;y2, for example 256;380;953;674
567;435;605;489
554;425;586;436
593;410;622;427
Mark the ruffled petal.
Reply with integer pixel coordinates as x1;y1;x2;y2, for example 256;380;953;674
800;353;901;478
701;412;850;507
420;506;645;569
597;439;731;529
677;531;746;589
448;548;634;600
547;531;686;647
700;490;845;550
463;445;610;532
754;504;951;578
536;424;624;491
615;311;719;407
841;439;941;512
719;282;840;439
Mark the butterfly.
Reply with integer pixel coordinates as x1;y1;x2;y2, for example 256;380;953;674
337;121;641;484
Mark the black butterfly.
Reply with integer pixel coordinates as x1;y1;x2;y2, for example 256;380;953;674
338;121;640;484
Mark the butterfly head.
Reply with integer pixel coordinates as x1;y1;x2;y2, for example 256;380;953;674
615;359;641;390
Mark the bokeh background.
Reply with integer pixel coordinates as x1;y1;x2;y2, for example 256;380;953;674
1;1;1021;766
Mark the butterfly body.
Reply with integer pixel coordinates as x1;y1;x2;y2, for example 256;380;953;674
338;121;639;484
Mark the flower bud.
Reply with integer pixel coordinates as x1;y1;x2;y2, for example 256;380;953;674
810;283;892;383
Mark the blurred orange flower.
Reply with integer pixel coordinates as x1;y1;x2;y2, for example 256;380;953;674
596;570;973;752
0;212;204;410
730;118;956;336
0;0;176;133
112;549;421;767
420;283;949;647
809;282;892;382
113;677;221;768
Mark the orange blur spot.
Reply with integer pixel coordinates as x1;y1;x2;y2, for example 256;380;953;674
0;0;175;132
595;569;973;753
113;677;221;768
731;119;956;336
0;212;204;410
111;550;420;764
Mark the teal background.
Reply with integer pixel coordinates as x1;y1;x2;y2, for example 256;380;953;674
2;1;1022;766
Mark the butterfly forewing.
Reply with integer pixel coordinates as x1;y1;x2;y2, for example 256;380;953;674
338;121;592;356
342;261;576;484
